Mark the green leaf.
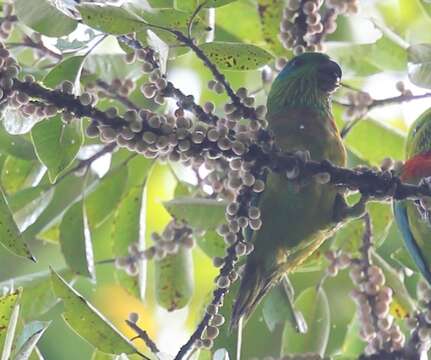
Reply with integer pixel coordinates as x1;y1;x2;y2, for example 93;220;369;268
199;42;273;71
204;0;238;7
391;247;417;271
86;167;128;229
282;287;330;356
195;230;226;258
164;198;227;230
78;4;146;34
31;116;83;183
43;56;86;92
338;315;365;358
0;188;34;261
155;248;194;311
0;126;36;161
60;200;95;279
7;185;54;231
257;0;286;56
50;269;140;355
371;251;415;317
112;185;145;298
334;201;393;253
1;156;42;194
22;173;96;241
174;0;197;12
15;0;77;37
408;43;431;89
329;35;407;76
334;105;405;165
263;280;306;334
0;270;75;320
14;321;50;360
0;289;21;358
214;280;284;359
91;350;116;360
1;107;40;135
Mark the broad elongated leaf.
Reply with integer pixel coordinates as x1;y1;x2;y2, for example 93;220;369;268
8;186;54;232
112;185;145;298
14;321;50;360
334;200;393;253
195;230;225;258
1;107;40;135
0;127;36;161
86;167;128;229
0;189;34;260
1;156;43;195
408;43;431;88
23;173;97;241
372;251;415;318
31;116;83;183
204;0;238;7
78;4;146;34
15;0;77;37
164;198;227;230
60;200;95;279
43;56;86;92
213;280;284;359
0;289;21;357
155;248;194;311
329;35;407;76
282;287;330;356
173;0;196;11
0;270;75;320
50;269;139;355
334;105;405;165
257;0;286;56
263;280;306;334
199;42;273;70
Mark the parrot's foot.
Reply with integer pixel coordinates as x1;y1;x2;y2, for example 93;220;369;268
333;193;369;223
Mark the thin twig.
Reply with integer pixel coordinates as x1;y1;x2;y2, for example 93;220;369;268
126;320;160;355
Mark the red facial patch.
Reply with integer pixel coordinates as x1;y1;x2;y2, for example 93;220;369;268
401;151;431;182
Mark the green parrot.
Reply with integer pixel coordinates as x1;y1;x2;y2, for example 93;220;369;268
394;108;431;284
230;53;366;328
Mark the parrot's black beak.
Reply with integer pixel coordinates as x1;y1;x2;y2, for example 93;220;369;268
317;60;342;93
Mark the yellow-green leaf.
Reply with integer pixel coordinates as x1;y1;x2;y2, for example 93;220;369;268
0;189;34;261
164;197;227;230
15;0;77;37
282;287;330;356
50;269;140;355
78;4;146;34
59;201;95;279
199;42;273;70
0;289;21;357
31;116;83;183
155;248;194;311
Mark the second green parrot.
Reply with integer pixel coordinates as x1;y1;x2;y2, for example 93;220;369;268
231;53;366;328
394;107;431;284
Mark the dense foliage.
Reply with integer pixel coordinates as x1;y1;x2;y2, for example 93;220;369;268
1;0;431;359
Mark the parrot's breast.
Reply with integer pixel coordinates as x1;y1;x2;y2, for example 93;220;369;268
252;107;346;271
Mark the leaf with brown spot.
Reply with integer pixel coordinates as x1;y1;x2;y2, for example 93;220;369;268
0;289;21;356
0;189;34;261
200;41;273;71
50;269;140;355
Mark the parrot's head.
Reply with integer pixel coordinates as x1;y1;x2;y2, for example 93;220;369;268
399;107;431;184
406;107;431;159
267;53;342;114
277;52;342;93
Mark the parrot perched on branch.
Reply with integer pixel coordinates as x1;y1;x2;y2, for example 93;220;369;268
394;108;431;284
230;53;367;329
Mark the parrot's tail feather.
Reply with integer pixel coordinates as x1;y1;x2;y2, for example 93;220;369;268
230;263;281;330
